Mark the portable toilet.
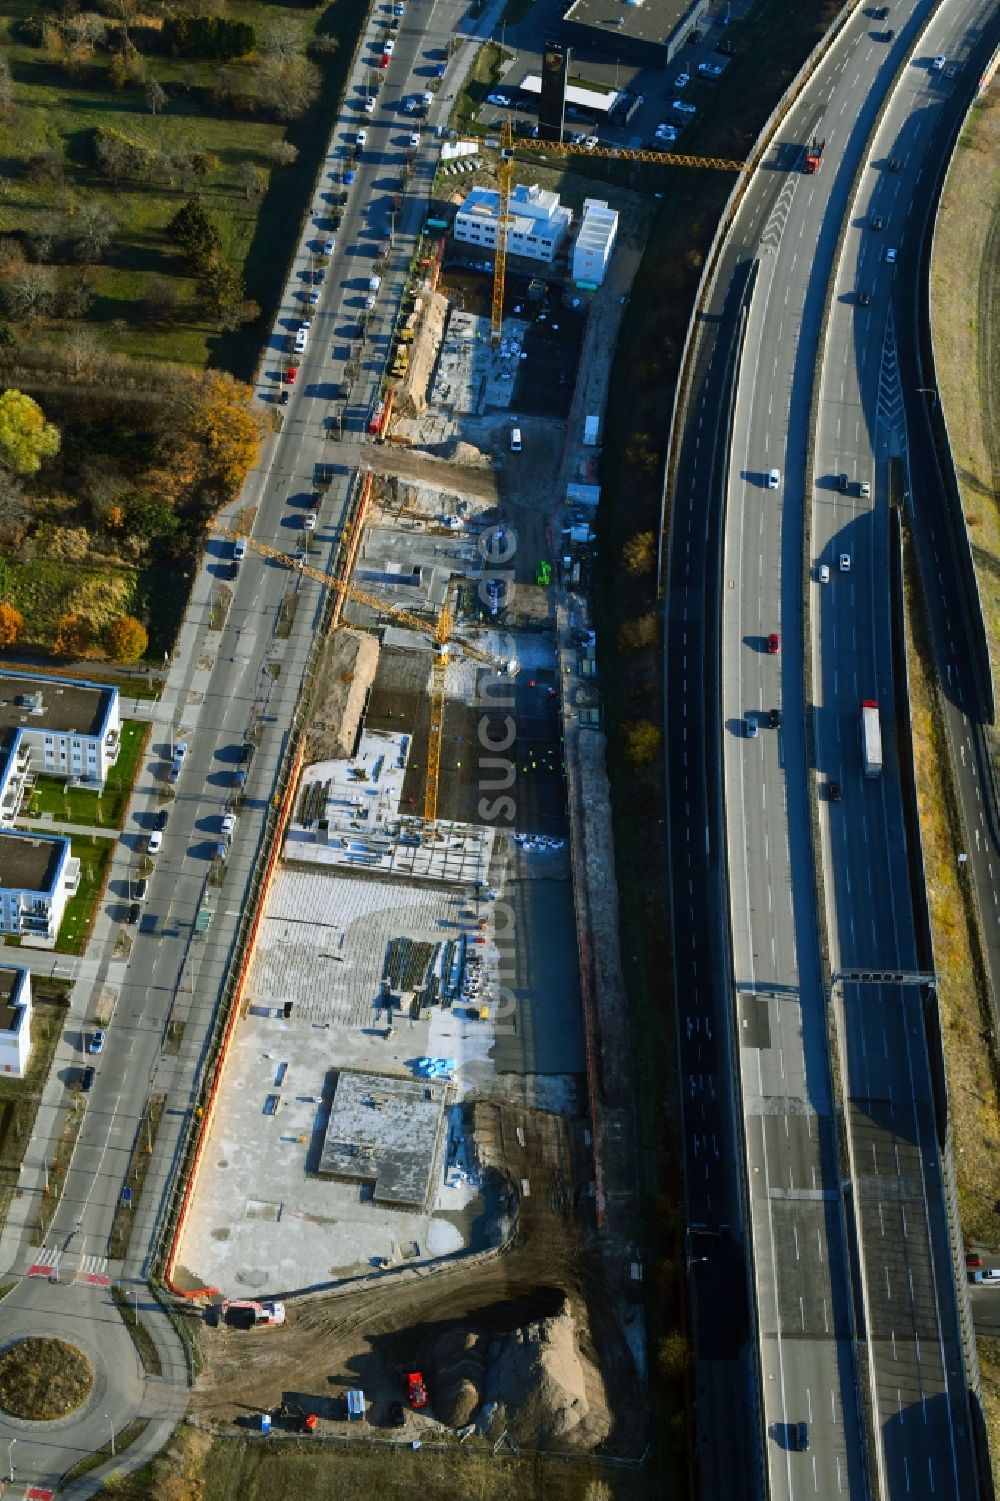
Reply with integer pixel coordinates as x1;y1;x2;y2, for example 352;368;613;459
346;1389;366;1422
259;1411;272;1433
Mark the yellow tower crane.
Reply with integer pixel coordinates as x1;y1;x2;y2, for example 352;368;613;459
214;525;515;827
489;119;746;344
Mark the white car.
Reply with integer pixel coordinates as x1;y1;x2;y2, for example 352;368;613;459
403;96;417;113
356;128;368;147
674;71;690;87
409;131;420;147
699;61;723;77
221;813;236;838
303;511;318;531
486;92;512;107
839;552;851;572
931;54;946;70
365;293;377;309
148;830;163;855
323;237;335;255
307;288;319;304
382;38;394;55
364;95;376;114
884;246;897;264
672;99;697;115
655;123;678;142
818;563;830;584
767;468;781;489
293;321;310;353
233;539;248;562
583;135;599;149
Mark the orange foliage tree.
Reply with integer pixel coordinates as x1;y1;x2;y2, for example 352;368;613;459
54;613;91;657
103;614;148;662
0;601;23;647
188;373;263;500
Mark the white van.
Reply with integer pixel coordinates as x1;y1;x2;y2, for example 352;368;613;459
510;428;522;453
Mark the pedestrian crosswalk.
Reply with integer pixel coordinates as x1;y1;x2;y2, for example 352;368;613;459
26;1247;109;1285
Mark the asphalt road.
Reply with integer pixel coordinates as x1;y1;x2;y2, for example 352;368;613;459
0;0;483;1488
669;0;990;1497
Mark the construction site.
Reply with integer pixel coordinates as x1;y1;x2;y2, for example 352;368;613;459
179;130;651;1462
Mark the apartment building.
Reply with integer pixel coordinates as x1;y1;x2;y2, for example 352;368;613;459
0;832;80;941
453;183;572;264
0;672;121;825
0;966;32;1077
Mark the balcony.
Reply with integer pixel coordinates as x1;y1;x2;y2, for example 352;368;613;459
64;857;81;896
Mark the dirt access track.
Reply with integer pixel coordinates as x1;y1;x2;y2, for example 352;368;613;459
361;444;499;504
190;1103;646;1456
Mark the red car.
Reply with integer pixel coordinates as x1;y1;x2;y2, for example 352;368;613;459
379;51;391;68
284;366;297;385
406;1371;428;1409
767;633;780;654
967;1252;984;1269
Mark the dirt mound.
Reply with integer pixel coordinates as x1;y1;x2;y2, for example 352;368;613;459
434;437;492;468
427;1301;610;1450
304;628;379;762
430;1328;487;1426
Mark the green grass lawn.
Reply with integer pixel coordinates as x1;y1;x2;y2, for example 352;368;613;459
449;43;512;138
55;837;114;955
24;720;149;830
0;0;368;370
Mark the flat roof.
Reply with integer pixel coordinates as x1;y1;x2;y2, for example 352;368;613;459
0;965;26;1011
518;72;619;113
0;672;115;739
562;0;695;49
318;1070;446;1208
0;832;66;894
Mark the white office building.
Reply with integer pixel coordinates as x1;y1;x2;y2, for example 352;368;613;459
571;198;618;286
0;672;121;825
453;183;572;264
0;966;32;1078
0;832;80;941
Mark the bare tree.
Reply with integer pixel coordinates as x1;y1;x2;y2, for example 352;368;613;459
259;17;306;61
57;265;99;319
73;199;116;262
65;13;108;53
267;140;299;168
3;264;55;320
0;51;14;123
62;327;104;378
0;469;32;538
145;77;167;115
236;160;266;200
254;56;321;120
27;148;67;186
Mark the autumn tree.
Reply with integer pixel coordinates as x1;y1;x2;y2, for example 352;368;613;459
253;54;321;119
616;613;657;652
0;390;61;474
0;602;23;648
188;374;262;498
103;614;147;662
3;265;55;321
623;719;662;768
622;530;655;577
267;140;299;167
54;613;91;656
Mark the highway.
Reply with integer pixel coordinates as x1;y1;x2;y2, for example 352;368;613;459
0;0;477;1487
668;0;991;1496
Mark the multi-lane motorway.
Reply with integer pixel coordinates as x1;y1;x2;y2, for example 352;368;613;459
668;0;998;1496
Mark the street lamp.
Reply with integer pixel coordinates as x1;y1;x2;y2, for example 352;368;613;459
917;386;938;408
104;1413;116;1456
8;1437;15;1481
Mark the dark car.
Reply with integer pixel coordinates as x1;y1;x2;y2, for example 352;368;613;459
871;4;889;16
838;472;849;493
154;808;169;832
793;1422;810;1452
967;1252;985;1269
81;1065;96;1092
769;708;782;729
828;782;842;803
880;28;894;40
857;290;871;306
126;901;140;925
870;214;884;231
887;156;901;171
